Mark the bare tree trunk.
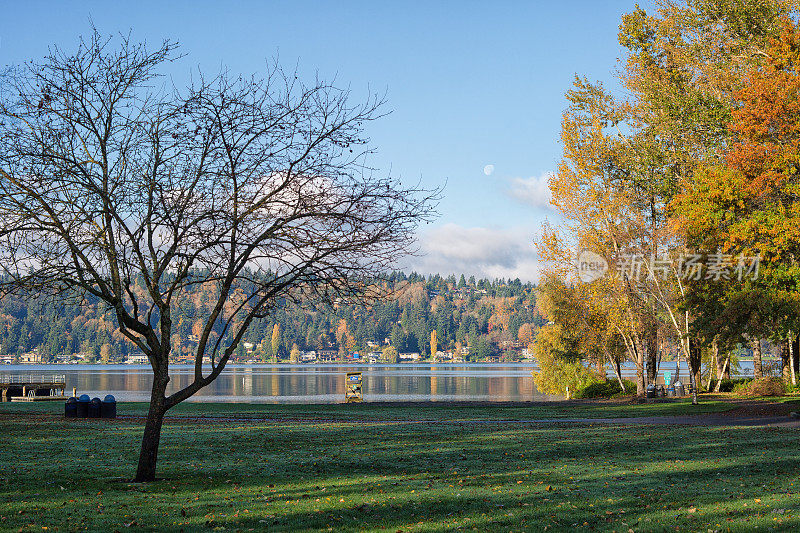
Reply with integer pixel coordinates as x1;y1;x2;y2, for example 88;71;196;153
714;342;726;383
596;359;605;376
636;343;646;397
688;340;701;405
714;356;729;392
606;353;626;391
790;332;797;386
782;340;791;382
752;338;763;379
646;322;658;386
706;339;719;391
134;370;170;483
656;341;663;382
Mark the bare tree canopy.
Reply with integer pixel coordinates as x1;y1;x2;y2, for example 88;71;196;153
0;30;438;481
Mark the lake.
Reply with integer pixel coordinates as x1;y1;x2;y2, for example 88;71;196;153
1;363;560;403
1;359;762;403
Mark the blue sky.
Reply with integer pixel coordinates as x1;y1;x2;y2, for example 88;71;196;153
0;0;652;281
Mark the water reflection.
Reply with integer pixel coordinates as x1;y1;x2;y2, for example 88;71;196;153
1;364;559;403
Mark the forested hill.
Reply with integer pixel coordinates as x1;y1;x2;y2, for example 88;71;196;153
0;273;545;362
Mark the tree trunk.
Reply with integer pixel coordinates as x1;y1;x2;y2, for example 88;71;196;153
782;340;791;383
693;365;702;396
596;359;605;377
752;338;763;379
706;340;719;391
134;371;170;483
646;322;658;386
606;353;626;391
636;344;646;397
723;359;731;379
793;333;800;377
688;340;702;405
790;332;797;386
715;356;729;393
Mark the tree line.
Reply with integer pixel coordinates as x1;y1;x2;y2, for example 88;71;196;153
534;0;800;399
0;272;545;362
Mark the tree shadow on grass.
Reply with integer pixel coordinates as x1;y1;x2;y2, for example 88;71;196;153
3;415;800;531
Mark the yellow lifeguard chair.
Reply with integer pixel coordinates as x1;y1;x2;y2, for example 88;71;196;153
345;372;363;403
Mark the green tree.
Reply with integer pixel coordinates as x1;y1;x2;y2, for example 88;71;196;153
532;324;604;398
382;345;399;363
271;324;281;361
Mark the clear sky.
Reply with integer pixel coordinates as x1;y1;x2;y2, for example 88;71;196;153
0;0;653;282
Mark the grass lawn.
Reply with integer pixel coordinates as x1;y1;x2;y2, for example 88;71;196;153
1;400;798;532
0;397;738;421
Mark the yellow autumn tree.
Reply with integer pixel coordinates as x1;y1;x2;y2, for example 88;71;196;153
531;324;603;398
271;324;281;361
289;343;300;363
537;78;654;395
382;345;399;363
100;343;112;363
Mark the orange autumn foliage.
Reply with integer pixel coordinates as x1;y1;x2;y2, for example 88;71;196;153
673;19;800;264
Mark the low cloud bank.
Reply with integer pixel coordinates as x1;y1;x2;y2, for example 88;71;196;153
403;223;541;282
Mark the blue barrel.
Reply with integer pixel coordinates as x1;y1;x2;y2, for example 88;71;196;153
77;394;90;418
101;395;116;419
64;397;77;418
88;397;102;418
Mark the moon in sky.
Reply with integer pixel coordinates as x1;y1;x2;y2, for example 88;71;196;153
483;164;495;176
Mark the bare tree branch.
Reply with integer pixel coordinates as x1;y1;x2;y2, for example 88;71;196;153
0;29;439;482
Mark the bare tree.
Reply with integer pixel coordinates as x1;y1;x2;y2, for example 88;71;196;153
0;31;437;482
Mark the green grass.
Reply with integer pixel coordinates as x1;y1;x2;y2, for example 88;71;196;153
0;397;736;421
2;401;798;532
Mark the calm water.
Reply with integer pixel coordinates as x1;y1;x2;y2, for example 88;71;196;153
2;359;762;403
618;359;764;379
1;363;561;403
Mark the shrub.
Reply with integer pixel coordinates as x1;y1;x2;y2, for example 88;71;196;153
531;326;605;396
731;379;753;394
575;379;637;399
744;377;785;397
785;382;800;394
708;378;751;392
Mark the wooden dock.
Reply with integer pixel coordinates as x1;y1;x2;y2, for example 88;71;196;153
0;374;66;402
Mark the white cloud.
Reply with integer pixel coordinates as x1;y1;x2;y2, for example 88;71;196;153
402;223;541;282
507;173;553;209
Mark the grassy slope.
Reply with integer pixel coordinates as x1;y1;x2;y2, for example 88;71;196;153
2;401;799;532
